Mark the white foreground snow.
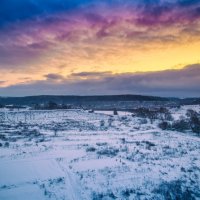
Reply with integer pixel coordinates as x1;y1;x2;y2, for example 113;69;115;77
0;106;200;199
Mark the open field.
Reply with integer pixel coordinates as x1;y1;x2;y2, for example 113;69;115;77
0;106;200;200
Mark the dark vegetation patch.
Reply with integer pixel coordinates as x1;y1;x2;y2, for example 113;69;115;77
154;180;196;200
96;142;107;146
97;147;119;157
86;146;96;152
132;107;173;123
92;191;117;200
159;109;200;135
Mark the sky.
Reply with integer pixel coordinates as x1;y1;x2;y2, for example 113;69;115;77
0;0;200;97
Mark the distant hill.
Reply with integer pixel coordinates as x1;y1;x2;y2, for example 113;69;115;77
0;95;172;106
180;98;200;105
0;95;199;109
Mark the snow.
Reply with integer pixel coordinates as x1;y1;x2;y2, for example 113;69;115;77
0;106;200;199
0;159;64;186
0;185;45;200
73;158;119;171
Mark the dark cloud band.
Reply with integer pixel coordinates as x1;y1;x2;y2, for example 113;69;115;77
0;64;199;97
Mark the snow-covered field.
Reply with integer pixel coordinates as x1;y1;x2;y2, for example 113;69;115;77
0;106;200;200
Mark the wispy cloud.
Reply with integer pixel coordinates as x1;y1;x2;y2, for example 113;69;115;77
44;73;65;80
71;71;112;78
0;0;200;68
0;0;199;95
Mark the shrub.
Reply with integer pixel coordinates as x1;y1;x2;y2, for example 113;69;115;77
4;142;9;147
96;142;107;146
122;188;135;198
86;147;96;152
47;101;58;109
191;118;200;134
186;109;198;118
92;191;116;200
108;117;114;127
143;141;156;149
158;121;171;130
165;112;174;121
113;108;118;115
171;119;190;132
100;120;105;127
0;134;6;141
139;118;148;124
189;111;200;134
92;192;104;200
97;147;119;157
